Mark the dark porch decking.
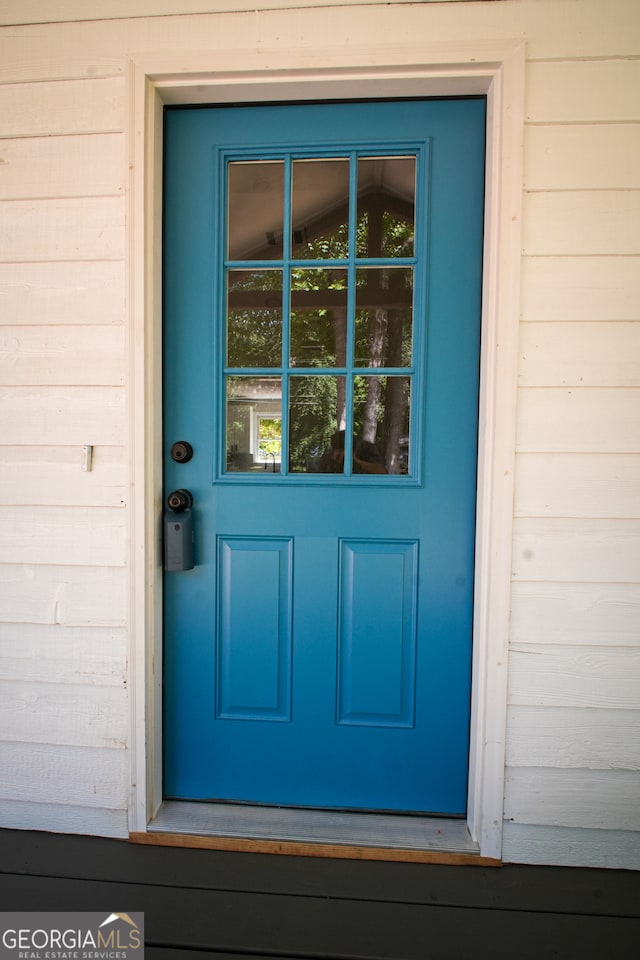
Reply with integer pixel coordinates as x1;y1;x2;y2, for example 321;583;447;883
1;829;638;959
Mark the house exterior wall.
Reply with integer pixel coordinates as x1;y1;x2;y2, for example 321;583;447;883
0;0;638;868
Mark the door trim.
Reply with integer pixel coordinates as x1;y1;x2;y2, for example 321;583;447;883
127;40;525;860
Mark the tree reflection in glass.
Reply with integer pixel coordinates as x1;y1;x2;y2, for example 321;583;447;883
226;269;283;368
355;267;413;368
224;153;417;476
353;375;411;475
291;159;350;260
357;156;415;258
290;268;348;367
289;375;344;473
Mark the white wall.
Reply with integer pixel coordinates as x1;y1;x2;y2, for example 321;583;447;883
0;0;638;867
505;32;640;867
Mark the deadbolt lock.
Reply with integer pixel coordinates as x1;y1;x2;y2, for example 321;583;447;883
170;440;194;463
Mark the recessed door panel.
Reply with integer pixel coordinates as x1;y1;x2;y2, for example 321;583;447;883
217;537;292;722
337;540;417;728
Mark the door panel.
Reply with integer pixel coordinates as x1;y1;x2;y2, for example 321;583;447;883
337;539;417;728
217;536;293;722
163;99;485;814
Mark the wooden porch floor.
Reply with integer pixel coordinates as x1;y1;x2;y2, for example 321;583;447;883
1;828;638;959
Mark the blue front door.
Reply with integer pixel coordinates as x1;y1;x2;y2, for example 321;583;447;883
163;99;485;814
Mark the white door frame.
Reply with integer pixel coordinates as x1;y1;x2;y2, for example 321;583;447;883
127;39;525;861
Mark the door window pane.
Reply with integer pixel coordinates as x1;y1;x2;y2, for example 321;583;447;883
227;269;283;368
353;375;411;475
290;268;348;367
356;156;415;258
256;416;282;469
291;159;350;260
226;376;282;472
222;152;418;479
354;267;413;368
289;375;345;473
228;161;284;260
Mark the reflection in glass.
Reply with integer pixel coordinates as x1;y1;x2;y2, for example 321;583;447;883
291;159;350;260
228;161;284;261
256;416;282;468
290;269;348;367
227;270;282;368
356;156;415;258
355;267;413;368
226;376;282;473
223;153;416;479
353;375;411;475
289;375;345;473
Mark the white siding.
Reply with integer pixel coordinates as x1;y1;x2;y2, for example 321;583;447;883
0;26;128;836
0;0;638;865
521;256;640;323
0;565;125;626
507;22;640;868
0;261;126;326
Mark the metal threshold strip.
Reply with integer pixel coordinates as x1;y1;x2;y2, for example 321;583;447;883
144;801;486;862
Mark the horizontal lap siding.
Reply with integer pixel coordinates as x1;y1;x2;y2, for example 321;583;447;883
0;0;638;59
508;646;640;710
0;262;126;325
517;388;640;452
504;769;640;832
502;822;640;871
0;197;125;261
0;802;127;836
0;506;126;566
0;387;125;444
0;66;128;834
519;323;640;387
525;59;640;124
524;125;640;191
0;446;125;507
0;680;128;747
512;519;640;583
0;134;124;200
515;453;640;518
507;47;640;868
0;623;126;684
0;78;125;136
521;256;640;322
0;326;125;384
510;582;640;647
0;742;128;808
522;192;640;257
0;565;126;626
506;707;640;770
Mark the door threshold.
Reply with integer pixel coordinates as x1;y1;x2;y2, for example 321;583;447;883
134;801;495;865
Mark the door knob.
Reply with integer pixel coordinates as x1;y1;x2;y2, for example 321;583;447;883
167;488;193;513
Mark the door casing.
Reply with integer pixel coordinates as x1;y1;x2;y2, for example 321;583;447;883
127;40;525;859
